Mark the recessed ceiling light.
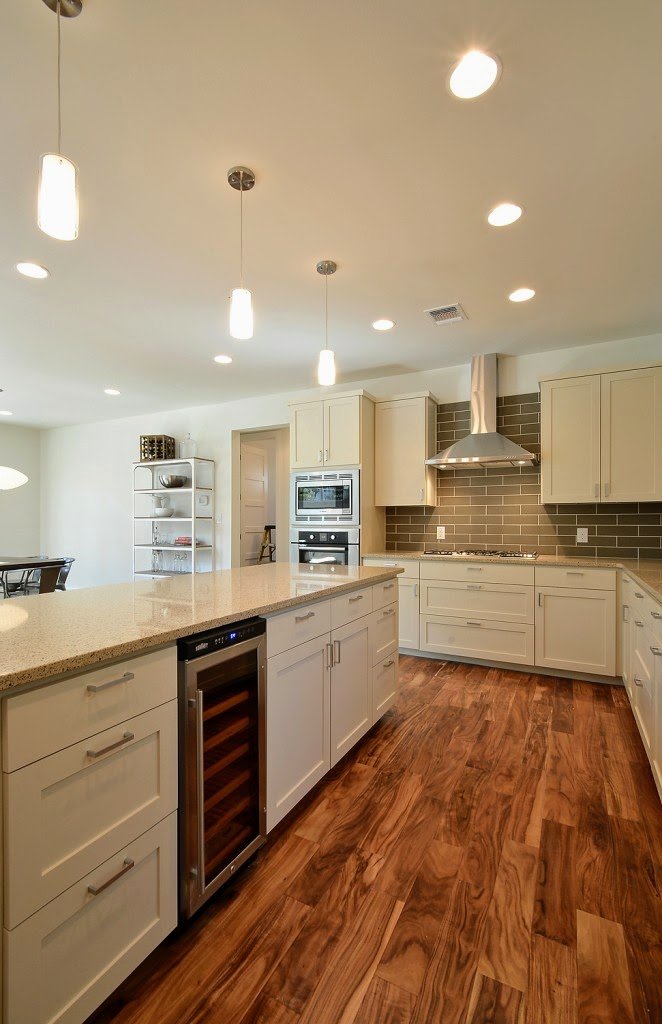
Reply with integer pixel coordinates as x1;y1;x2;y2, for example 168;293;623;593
103;387;121;396
214;354;233;364
16;261;50;280
509;287;536;302
449;50;501;99
0;411;13;417
372;319;395;331
487;203;523;227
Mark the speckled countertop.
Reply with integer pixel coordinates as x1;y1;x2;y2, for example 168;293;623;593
0;563;402;692
363;552;662;604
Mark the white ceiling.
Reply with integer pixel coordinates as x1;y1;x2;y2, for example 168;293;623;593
2;0;662;428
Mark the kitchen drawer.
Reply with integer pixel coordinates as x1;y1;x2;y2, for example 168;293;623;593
420;560;534;587
330;586;373;629
420;614;535;666
364;557;420;580
4;812;177;1024
372;577;399;611
4;701;177;929
535;565;616;591
371;603;399;665
634;591;662;642
420;579;534;625
267;599;331;657
372;652;399;722
632;618;657;755
2;646;176;773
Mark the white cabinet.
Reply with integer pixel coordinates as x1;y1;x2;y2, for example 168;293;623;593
620;580;662;802
601;366;662;502
621;575;634;699
652;639;662;798
375;396;437;506
540;376;601;504
540;364;662;504
398;578;420;649
373;653;399;719
266;634;331;831
420;615;535;665
290;394;362;469
631;616;656;756
330;615;372;767
535;586;616;675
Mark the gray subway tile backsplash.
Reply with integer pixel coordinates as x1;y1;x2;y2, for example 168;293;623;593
384;394;662;559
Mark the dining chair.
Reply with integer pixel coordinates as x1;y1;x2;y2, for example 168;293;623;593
55;558;75;591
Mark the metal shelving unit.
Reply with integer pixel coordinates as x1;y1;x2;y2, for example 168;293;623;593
133;457;215;577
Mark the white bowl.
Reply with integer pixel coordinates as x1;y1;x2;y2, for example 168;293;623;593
153;507;174;518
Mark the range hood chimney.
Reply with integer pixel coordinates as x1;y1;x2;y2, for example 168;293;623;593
425;354;537;469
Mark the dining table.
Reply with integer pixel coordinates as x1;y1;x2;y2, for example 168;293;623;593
0;556;68;598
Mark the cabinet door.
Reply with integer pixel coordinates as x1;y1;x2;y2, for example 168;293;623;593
375;398;431;506
324;396;361;466
652;643;662;798
330;616;371;766
266;635;331;831
540;376;601;504
373;653;399;722
601;366;662;502
290;401;325;469
398;579;420;649
535;587;616;675
621;576;634;700
632;619;656;756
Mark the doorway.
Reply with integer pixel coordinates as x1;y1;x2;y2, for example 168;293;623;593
232;427;289;568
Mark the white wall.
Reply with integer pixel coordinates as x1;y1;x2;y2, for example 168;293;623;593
0;424;41;556
40;331;662;589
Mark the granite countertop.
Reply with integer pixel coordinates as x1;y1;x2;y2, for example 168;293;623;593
363;551;662;604
0;563;403;692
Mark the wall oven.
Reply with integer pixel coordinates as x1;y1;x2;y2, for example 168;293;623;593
291;469;359;526
178;618;266;918
290;528;360;567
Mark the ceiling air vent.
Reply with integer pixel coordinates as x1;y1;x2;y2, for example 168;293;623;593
425;302;467;324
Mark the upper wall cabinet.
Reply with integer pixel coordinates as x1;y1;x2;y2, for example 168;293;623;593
541;365;662;504
375;395;437;507
290;393;368;469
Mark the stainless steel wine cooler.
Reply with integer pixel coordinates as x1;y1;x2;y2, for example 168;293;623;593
178;618;266;918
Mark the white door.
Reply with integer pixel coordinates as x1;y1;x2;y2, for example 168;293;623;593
330;615;371;766
601;366;662;502
540;376;601;504
324;396;361;466
398;579;420;650
290;402;324;469
535;587;616;675
375;398;428;506
240;443;268;566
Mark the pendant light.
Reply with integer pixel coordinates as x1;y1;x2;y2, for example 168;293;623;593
227;166;255;339
0;467;29;490
316;260;337;386
38;0;82;241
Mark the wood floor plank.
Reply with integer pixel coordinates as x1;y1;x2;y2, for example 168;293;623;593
508;767;545;849
575;768;619;922
543;729;576;827
577;909;636;1024
373;793;444;900
478;839;538;993
466;974;526;1024
532;819;577;948
520;714;550;773
551;678;574;735
238;994;301;1024
294;761;377;844
353;978;416;1024
610;815;662;942
622;928;662;1024
436;764;486;848
602;752;641;822
526;935;577;1024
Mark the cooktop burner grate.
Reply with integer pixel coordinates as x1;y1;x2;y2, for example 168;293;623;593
422;548;538;559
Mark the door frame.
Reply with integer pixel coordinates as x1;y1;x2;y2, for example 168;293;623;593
231;425;290;568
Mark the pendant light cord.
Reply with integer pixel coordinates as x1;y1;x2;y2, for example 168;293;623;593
239;170;244;288
324;272;329;347
56;0;62;153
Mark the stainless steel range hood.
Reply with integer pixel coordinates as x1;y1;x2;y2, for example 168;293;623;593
425;354;537;469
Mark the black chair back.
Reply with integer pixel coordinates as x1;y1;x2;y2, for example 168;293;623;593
56;558;75;591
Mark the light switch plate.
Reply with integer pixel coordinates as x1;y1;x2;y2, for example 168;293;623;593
576;527;588;543
437;526;446;540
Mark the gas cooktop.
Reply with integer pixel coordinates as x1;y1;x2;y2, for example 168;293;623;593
422;548;538;559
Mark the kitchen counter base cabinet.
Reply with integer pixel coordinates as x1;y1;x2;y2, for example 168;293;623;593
330;616;372;767
535;585;616;676
4;813;177;1024
373;653;399;719
363;558;420;651
420;615;535;666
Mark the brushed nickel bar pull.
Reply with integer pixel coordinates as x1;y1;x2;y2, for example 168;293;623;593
634;676;644;687
349;595;364;603
86;731;135;759
384;659;395;668
651;647;662;657
635;620;644;627
467;584;482;590
538;592;543;606
326;643;334;669
622;605;629;622
467;567;482;572
88;857;135;896
382;583;395;590
604;482;610;498
594;483;599;498
318;450;323;464
383;607;395;616
414;583;419;598
324;449;329;463
651;611;662;619
87;671;134;693
295;611;315;623
466;620;482;626
635;592;644;598
566;571;584;576
333;640;341;664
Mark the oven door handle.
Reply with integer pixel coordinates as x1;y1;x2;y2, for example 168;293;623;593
297;545;347;552
307;556;342;564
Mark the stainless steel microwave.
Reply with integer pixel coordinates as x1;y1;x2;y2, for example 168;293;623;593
291;469;360;525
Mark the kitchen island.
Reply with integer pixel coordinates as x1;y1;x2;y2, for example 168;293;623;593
0;562;401;1024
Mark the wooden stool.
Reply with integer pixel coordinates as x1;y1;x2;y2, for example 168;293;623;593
257;524;276;563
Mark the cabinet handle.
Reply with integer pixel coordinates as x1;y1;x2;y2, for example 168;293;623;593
635;620;644;627
604;482;611;498
635;592;644;599
326;642;334;669
538;592;543;606
622;605;629;622
383;607;395;616
318;449;323;464
419;488;424;503
466;620;482;627
634;676;644;687
87;857;135;896
594;483;599;498
651;611;662;620
467;584;482;591
333;639;341;664
467;567;482;573
383;659;395;668
414;583;419;598
324;449;329;463
383;583;395;590
295;611;315;623
349;595;364;603
650;647;662;657
566;571;584;576
86;731;135;759
87;671;134;693
382;562;398;567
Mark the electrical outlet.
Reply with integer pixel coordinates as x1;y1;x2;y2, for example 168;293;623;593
436;526;446;540
576;527;588;544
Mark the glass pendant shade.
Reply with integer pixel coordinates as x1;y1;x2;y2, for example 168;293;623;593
38;153;79;240
317;349;336;387
0;466;29;490
229;287;253;340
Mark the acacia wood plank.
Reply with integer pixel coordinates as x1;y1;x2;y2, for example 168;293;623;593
602;752;641;822
238;995;300;1024
551;678;574;735
436;765;487;848
508;767;545;849
373;793;444;900
294;761;377;844
465;974;526;1024
532;819;577;948
543;729;577;827
526;935;577;1024
575;768;619;921
622;927;662;1024
576;910;635;1024
478;839;538;992
520;715;550;774
610;815;662;942
353;978;415;1024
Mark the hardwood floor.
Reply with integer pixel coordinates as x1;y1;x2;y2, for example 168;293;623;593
87;657;662;1024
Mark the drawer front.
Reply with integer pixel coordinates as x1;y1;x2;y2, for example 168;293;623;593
373;652;399;722
372;578;399;611
535;566;616;591
420;615;535;666
420;579;534;624
363;557;420;580
4;813;177;1024
330;586;373;630
632;620;656;754
371;603;399;665
267;599;331;657
420;560;534;586
2;646;176;772
4;701;178;929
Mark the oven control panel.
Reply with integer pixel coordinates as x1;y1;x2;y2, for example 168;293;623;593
300;531;349;544
178;617;266;660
